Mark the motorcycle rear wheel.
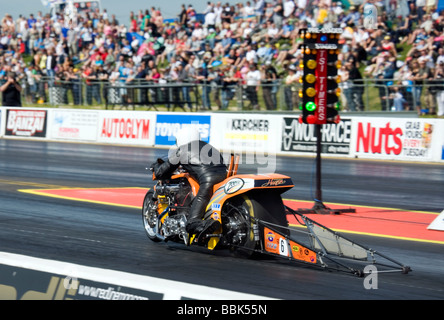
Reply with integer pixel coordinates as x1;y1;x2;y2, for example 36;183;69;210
223;191;288;258
142;190;162;242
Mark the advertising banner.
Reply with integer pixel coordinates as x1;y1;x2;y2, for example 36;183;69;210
49;110;99;141
352;118;436;161
2;107;443;163
281;116;352;155
0;109;3;137
315;49;328;124
97;111;156;146
154;113;211;146
5;109;47;138
210;114;280;153
0;264;160;300
0;251;269;300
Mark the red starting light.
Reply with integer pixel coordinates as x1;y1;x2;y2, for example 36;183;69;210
306;115;317;124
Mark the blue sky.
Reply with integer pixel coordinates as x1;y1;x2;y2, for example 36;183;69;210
1;0;250;22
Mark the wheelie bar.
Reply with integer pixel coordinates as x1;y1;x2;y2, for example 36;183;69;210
249;208;411;277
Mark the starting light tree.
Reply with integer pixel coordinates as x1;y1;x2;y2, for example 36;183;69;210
299;28;342;125
296;27;355;215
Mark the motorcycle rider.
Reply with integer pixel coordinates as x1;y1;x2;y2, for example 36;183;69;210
151;126;227;238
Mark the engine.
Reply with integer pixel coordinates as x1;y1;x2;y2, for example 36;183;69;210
154;178;193;211
154;178;193;241
161;214;187;240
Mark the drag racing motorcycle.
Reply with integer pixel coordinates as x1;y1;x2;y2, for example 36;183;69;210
142;154;411;276
142;154;292;257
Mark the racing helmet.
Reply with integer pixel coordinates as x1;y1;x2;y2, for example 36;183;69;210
175;126;201;147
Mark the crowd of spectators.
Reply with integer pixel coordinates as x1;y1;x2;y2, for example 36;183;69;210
1;0;444;115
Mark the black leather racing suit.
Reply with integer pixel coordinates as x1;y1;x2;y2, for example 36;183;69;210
153;140;227;233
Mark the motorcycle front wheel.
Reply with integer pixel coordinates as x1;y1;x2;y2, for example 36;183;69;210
142;190;162;242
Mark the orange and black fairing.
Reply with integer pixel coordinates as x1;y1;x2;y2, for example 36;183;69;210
206;174;294;216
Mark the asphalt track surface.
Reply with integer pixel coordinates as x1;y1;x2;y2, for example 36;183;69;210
0;138;443;301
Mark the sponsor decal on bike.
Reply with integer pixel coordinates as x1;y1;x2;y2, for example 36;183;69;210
260;178;286;187
212;212;220;221
253;177;293;188
224;178;244;194
264;228;317;262
265;231;278;251
289;240;317;264
263;228;289;257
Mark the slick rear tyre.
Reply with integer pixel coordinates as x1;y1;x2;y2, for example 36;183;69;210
224;191;288;258
142;190;162;242
248;191;289;235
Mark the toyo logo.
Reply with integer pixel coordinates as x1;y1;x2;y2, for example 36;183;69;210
154;115;211;146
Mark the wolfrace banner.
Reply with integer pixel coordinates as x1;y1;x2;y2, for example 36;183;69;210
281;117;352;155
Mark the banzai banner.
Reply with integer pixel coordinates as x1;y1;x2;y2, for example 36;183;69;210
5;109;47;138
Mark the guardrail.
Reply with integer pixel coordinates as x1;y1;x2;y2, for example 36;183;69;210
12;77;444;114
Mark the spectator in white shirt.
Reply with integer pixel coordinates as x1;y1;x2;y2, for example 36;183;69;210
205;10;216;29
246;63;261;109
244;1;255;16
284;0;296;18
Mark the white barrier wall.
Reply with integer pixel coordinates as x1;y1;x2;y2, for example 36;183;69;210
209;113;282;153
1;107;443;163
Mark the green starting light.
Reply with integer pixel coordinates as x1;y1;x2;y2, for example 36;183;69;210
335;101;341;110
305;101;316;111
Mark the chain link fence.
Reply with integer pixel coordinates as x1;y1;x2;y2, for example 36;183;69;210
15;76;444;114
